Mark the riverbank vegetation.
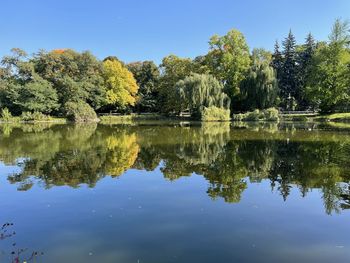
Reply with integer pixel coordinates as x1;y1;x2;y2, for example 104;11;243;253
0;19;349;122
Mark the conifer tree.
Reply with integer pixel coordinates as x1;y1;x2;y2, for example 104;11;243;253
271;40;283;77
280;30;299;110
271;41;283;100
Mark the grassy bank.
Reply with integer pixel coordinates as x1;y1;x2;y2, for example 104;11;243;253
280;112;350;123
280;113;317;122
1;109;67;124
99;113;166;124
314;113;350;122
0;116;67;124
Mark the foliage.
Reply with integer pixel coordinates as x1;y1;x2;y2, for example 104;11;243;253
271;41;283;84
21;111;52;122
175;73;230;117
1;107;12;121
206;29;251;110
201;106;231;121
64;101;98;122
158;55;197;113
33;49;106;110
0;53;59;115
240;49;279;110
305;19;350;113
127;61;159;112
280;30;299;109
0;18;349;119
15;76;59;114
0;49;105;120
297;33;317;109
263;108;280;121
102;59;139;110
233;108;279;121
272;31;317;110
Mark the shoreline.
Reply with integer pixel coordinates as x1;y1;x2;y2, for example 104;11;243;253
1;113;350;125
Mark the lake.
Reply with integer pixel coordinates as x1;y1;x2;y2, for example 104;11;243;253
0;122;349;263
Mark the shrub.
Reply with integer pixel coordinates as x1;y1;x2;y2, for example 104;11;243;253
232;113;244;121
245;109;262;121
21;111;52;122
64;101;98;122
21;111;33;121
263;108;279;121
201;106;231;121
232;108;279;122
1;108;12;122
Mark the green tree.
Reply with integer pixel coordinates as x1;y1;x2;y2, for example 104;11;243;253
158;55;195;113
297;33;317;109
272;41;283;74
280;30;299;109
0;48;28;78
0;48;28;113
305;19;350;112
240;49;279;110
206;29;251;110
33;49;106;111
0;50;59;114
175;73;230;118
15;76;58;114
127;61;160;112
192;56;211;74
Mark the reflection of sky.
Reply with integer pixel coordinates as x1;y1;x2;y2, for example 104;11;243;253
0;161;23;175
0;161;23;187
1;163;350;263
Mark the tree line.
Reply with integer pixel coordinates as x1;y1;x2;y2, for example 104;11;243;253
0;19;349;121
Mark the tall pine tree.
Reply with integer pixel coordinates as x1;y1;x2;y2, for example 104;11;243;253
280;30;299;110
271;40;283;82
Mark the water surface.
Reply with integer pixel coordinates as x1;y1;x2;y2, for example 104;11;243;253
0;122;350;262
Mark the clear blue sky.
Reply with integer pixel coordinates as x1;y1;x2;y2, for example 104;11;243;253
1;0;349;64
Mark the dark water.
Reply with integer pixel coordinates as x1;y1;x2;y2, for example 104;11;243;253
0;122;350;263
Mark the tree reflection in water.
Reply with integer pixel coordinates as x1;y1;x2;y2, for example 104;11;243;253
0;122;350;215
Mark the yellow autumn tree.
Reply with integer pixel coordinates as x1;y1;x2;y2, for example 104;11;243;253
102;59;139;109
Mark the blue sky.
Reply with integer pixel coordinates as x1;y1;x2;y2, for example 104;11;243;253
1;0;349;64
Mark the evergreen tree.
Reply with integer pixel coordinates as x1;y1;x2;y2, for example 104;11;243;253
280;30;299;110
271;41;283;105
271;40;283;78
301;33;316;66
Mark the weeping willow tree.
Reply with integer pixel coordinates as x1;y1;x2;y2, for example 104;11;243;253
175;73;230;118
240;50;279;111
